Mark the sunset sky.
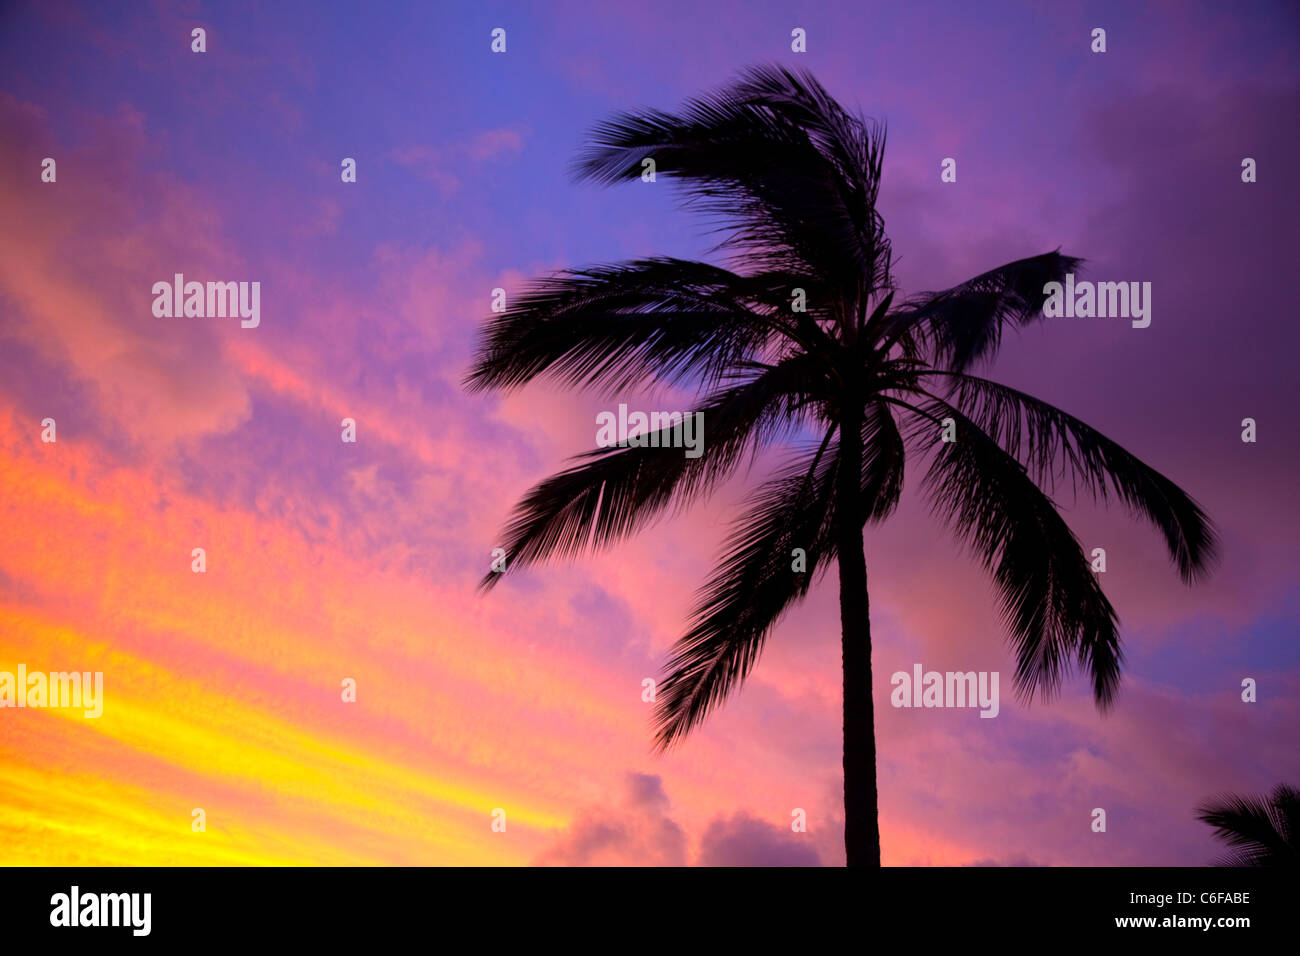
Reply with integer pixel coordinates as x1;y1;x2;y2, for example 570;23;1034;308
1;0;1297;866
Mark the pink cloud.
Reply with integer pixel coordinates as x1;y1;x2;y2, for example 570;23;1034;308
390;127;526;195
0;92;254;447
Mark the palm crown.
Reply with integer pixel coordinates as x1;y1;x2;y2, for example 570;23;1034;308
466;65;1217;866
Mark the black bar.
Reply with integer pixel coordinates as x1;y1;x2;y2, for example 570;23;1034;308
0;866;1285;943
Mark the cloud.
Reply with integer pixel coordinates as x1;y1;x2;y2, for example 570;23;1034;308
390;127;526;195
697;812;821;867
970;855;1043;867
535;774;822;866
0;91;253;448
465;128;525;162
535;772;688;866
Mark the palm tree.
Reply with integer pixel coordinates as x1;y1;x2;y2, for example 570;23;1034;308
1197;784;1299;866
466;65;1217;867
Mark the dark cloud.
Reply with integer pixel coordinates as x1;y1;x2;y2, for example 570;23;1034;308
970;855;1043;867
697;812;821;867
536;775;822;866
534;773;688;866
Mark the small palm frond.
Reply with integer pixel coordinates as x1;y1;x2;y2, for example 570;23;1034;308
1197;784;1300;866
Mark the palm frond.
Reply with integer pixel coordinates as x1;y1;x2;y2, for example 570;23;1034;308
861;399;905;521
571;64;890;285
479;354;828;589
655;398;904;746
901;397;1122;708
465;258;788;395
654;433;840;747
932;372;1218;582
880;252;1081;371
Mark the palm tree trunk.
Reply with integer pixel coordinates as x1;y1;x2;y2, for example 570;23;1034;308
837;402;881;866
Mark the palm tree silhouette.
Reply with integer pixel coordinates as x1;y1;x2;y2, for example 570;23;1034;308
1197;784;1299;866
466;65;1217;867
